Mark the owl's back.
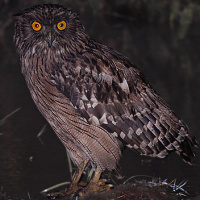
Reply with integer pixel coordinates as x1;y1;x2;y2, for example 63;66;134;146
51;40;199;165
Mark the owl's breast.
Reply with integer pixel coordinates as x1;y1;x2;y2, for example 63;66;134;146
22;55;77;122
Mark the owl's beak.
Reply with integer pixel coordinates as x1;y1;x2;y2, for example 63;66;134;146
47;32;53;48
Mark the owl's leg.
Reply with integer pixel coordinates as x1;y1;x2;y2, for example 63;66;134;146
79;167;111;196
68;158;89;191
47;158;89;198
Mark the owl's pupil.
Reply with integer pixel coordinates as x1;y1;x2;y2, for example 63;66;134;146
35;24;39;28
59;23;64;27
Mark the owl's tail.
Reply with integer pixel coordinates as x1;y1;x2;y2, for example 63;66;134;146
177;135;199;165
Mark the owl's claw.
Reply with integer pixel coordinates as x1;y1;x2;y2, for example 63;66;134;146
98;178;113;187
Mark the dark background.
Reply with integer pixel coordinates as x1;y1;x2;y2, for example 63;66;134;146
0;0;200;199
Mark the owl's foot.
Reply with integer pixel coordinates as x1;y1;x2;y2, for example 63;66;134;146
79;167;114;196
46;184;84;199
47;159;90;198
46;180;112;198
46;166;110;198
79;179;113;196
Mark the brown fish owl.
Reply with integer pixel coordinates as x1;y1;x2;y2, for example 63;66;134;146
14;4;198;197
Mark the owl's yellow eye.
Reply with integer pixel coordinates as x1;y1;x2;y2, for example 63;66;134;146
32;21;42;31
57;21;66;31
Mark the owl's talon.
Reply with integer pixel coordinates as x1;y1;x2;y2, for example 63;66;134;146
97;179;114;188
98;179;107;186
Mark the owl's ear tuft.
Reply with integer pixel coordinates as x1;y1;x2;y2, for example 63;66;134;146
13;11;27;20
13;12;23;18
13;6;33;18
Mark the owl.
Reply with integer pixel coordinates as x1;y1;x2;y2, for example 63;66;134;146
14;4;198;197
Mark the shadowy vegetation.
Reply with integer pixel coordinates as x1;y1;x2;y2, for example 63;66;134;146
2;0;200;25
0;108;21;127
1;0;200;41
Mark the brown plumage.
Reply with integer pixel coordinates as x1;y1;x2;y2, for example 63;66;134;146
14;4;198;196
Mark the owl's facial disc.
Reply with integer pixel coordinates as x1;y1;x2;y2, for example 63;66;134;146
14;5;87;55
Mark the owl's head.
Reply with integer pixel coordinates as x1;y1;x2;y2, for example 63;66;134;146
14;4;87;56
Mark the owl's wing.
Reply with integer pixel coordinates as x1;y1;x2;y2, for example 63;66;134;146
51;48;198;164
